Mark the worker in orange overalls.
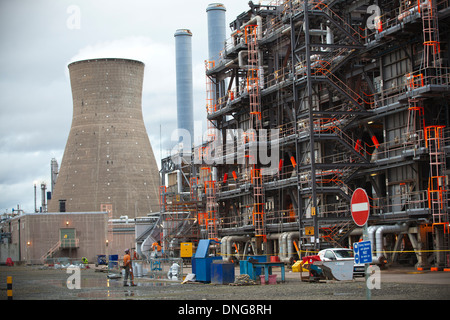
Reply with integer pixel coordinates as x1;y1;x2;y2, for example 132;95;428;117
123;249;135;286
152;241;162;258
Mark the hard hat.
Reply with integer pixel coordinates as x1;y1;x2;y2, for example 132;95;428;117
125;248;130;253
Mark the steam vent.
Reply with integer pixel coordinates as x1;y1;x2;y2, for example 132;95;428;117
48;58;160;218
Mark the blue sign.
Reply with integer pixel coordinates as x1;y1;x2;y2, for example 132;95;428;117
354;241;373;264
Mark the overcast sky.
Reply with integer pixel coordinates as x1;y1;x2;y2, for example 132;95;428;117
0;0;249;213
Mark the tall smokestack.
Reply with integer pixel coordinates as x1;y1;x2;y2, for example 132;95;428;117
174;29;194;142
206;3;226;62
206;3;227;104
48;58;160;218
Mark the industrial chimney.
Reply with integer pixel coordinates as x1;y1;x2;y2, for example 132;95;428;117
174;29;194;142
206;3;227;105
47;58;160;218
206;3;227;63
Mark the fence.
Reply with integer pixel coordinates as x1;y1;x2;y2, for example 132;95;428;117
142;258;184;281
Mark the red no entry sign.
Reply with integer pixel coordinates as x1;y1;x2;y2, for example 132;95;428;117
351;188;370;226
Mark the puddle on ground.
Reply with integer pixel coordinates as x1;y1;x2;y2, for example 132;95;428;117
333;292;357;296
75;280;181;299
46;277;180;289
76;290;140;299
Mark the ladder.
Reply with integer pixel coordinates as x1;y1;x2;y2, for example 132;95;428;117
189;177;198;201
421;0;441;71
245;24;266;242
251;168;266;241
245;24;262;131
425;125;448;224
205;60;217;142
205;180;218;241
406;97;425;142
159;186;167;212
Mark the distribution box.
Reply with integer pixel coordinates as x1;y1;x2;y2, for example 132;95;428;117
180;242;193;258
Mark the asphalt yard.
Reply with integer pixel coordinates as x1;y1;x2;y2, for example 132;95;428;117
1;265;449;302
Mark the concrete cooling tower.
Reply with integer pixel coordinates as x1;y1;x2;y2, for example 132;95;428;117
48;58;160;218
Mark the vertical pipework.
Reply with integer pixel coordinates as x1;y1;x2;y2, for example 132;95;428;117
50;158;58;194
174;29;194;141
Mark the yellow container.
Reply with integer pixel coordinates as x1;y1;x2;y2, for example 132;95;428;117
292;261;301;272
292;260;308;272
180;242;193;258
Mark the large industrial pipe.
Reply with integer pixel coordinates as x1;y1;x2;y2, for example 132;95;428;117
280;233;288;261
272;232;298;263
374;223;409;264
286;232;300;263
234;15;263;40
221;235;250;261
227;236;249;260
220;236;229;259
397;0;429;21
367;225;379;251
238;50;249;68
302;22;334;52
140;235;156;260
355;224;410;264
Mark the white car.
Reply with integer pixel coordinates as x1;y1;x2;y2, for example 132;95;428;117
318;248;365;277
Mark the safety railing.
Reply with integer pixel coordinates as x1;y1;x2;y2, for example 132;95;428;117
144;258;184;281
60;238;80;248
217;189;429;231
310;0;365;42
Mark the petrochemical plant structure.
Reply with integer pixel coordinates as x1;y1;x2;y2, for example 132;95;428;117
160;0;450;271
1;1;449;271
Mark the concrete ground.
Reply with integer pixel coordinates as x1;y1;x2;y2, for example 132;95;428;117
1;264;449;302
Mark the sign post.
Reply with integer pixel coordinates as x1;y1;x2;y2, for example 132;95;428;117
354;241;372;264
351;188;372;300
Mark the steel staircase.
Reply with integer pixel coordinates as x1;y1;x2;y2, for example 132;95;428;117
321;220;358;248
40;240;61;263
